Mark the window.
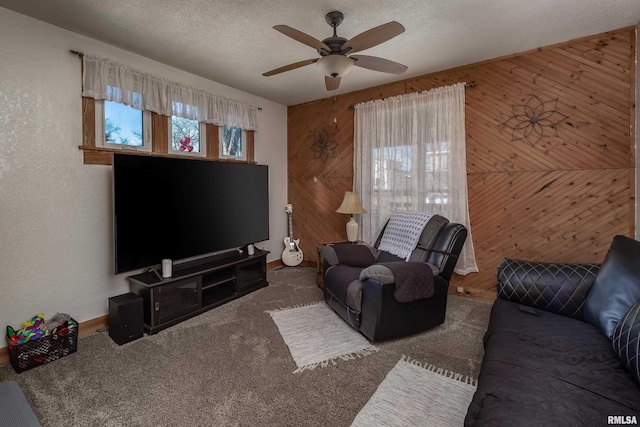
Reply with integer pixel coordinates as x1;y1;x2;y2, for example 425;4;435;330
94;89;151;152
373;145;413;191
81;53;259;164
353;82;477;274
424;141;450;207
219;126;246;160
169;116;206;157
425;141;450;173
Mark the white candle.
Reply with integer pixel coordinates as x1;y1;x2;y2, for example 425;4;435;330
161;259;172;278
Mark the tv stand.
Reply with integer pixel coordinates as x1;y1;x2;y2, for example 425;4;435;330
148;265;163;281
127;248;269;334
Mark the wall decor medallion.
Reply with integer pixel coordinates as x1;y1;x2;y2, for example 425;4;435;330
312;128;338;161
500;94;568;147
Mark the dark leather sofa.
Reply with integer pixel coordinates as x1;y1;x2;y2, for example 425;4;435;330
321;214;467;341
465;235;640;426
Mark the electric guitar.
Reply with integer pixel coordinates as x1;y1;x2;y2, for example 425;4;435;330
282;204;303;266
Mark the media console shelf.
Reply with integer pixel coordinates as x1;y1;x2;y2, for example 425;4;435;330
127;248;269;334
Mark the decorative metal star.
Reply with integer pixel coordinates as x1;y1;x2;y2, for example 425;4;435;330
500;94;568;147
312;129;338;161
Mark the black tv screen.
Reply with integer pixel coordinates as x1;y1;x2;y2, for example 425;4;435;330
113;153;269;274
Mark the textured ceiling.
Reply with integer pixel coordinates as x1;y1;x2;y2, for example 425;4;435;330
1;0;639;106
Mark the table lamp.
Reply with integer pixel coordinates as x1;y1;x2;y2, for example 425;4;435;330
336;191;367;242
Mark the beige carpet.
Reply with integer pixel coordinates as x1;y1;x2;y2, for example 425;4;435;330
0;267;491;426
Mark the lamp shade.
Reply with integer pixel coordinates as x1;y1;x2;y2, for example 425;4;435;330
317;55;354;78
336;192;367;215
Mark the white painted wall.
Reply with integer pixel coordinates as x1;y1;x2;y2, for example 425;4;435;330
0;7;288;348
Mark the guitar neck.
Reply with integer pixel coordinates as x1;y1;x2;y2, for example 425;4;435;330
288;212;294;240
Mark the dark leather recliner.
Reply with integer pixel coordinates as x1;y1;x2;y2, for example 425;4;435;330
320;214;468;341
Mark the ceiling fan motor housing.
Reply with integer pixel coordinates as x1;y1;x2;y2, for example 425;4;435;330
318;37;347;56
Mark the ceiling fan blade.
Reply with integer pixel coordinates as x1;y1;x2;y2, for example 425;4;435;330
325;76;341;91
351;55;408;75
263;58;318;76
274;25;330;53
341;21;405;54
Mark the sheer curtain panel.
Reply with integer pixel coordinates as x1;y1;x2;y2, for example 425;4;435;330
354;82;478;274
82;54;258;131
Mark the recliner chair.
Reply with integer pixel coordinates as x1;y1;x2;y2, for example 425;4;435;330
320;214;467;341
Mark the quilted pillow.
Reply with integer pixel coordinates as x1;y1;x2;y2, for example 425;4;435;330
583;235;640;338
612;299;640;384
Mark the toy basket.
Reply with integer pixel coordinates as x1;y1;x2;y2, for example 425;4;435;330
6;319;78;373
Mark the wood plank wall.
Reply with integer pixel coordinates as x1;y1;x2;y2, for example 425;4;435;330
288;28;636;301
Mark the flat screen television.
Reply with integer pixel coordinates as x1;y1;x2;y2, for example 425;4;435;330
112;153;269;274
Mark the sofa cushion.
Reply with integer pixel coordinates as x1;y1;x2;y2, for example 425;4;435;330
613;299;640;385
584;235;640;338
466;300;640;425
375;250;403;263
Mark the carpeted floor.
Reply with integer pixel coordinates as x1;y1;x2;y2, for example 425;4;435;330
0;267;491;427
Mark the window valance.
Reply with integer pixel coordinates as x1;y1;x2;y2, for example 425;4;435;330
82;54;259;131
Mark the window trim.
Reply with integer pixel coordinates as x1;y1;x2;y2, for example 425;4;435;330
94;100;152;152
80;97;256;165
219;126;247;161
167;118;207;158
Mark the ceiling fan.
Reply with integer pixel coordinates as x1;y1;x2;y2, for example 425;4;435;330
263;11;408;91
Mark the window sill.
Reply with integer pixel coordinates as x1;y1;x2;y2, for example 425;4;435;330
78;146;257;166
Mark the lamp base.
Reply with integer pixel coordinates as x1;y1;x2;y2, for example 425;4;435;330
346;216;358;242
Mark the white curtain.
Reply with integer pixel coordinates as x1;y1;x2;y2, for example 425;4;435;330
82;54;259;131
354;82;478;275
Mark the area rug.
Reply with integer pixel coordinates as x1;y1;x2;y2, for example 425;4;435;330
266;301;378;373
351;355;477;427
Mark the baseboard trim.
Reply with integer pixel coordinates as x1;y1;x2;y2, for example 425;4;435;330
268;259;315;270
1;260;317;366
267;259;283;270
0;315;108;367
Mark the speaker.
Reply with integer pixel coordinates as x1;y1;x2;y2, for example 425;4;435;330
108;293;143;345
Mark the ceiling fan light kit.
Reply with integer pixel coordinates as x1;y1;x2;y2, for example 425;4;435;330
317;55;354;78
263;10;407;91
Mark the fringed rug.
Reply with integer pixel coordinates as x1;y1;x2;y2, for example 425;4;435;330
352;355;477;427
266;301;378;373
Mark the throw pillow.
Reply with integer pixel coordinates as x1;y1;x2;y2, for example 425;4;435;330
612;299;640;384
583;235;640;338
